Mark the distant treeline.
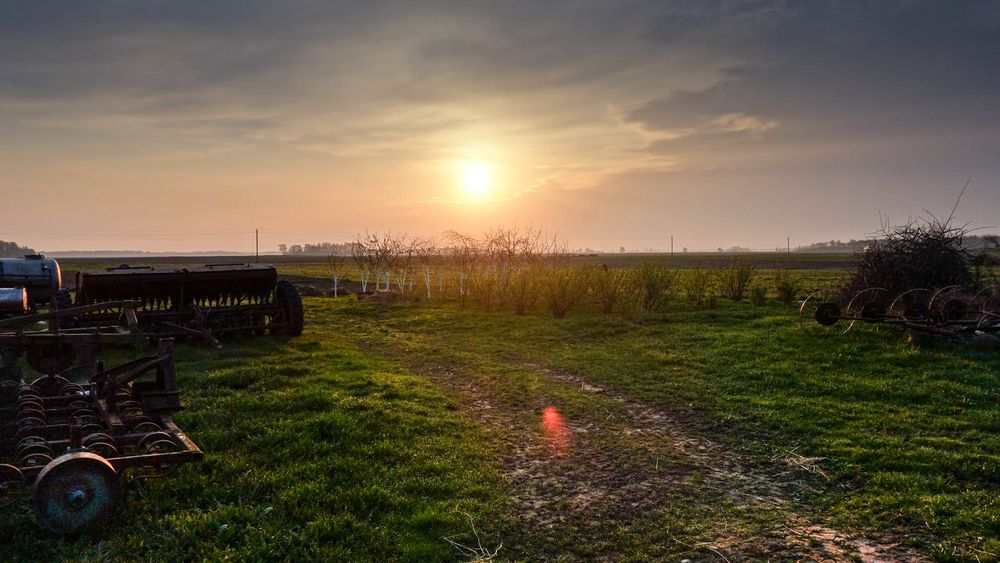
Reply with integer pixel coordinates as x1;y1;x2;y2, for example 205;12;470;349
281;234;1000;257
0;240;36;257
279;242;355;256
796;234;999;253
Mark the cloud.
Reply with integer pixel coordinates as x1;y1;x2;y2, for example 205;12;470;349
1;1;999;250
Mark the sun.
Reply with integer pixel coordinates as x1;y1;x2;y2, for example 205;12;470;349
462;162;491;197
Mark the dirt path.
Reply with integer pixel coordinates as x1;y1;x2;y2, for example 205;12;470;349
419;361;926;561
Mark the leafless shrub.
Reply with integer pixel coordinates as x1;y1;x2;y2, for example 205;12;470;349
847;215;976;296
444;230;480;306
508;265;543;315
684;264;714;306
635;259;678;312
589;265;628;314
542;266;588;318
749;284;768;306
773;269;801;304
717;260;756;302
445;227;555;311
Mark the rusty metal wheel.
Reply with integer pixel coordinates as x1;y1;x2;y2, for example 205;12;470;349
21;452;52;467
814;302;841;326
81;433;114;448
843;287;887;333
139;438;179;476
16;435;48;453
136;431;174;452
799;288;843;329
18;415;47;431
927;286;961;322
29;375;70;396
888;288;931;321
85;442;118;458
272;280;304;337
32;452;121;534
17;443;53;465
130;421;162;434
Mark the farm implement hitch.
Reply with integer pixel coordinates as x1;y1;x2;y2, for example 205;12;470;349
0;330;202;534
800;285;1000;338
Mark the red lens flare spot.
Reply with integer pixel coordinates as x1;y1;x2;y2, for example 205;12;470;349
541;406;571;456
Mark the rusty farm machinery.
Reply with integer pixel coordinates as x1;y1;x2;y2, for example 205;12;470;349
0;255;307;532
71;263;305;348
800;285;1000;340
0;301;202;533
2;255;305;348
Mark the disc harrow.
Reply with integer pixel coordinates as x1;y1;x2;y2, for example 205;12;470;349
0;339;202;534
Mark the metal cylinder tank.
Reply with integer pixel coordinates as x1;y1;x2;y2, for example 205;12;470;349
0;287;28;315
0;255;62;303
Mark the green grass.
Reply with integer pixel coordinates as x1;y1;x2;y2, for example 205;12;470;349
326;297;1000;560
3;280;999;560
0;313;510;561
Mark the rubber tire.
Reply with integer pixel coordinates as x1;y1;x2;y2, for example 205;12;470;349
273;280;304;337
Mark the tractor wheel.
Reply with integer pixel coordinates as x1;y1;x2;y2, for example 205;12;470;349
32;452;121;534
273;280;304;337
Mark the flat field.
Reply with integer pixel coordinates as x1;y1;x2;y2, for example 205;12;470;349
3;255;999;561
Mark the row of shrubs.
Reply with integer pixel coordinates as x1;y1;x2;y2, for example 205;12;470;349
365;260;804;318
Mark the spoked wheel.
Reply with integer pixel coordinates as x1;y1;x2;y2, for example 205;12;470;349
887;288;932;321
32;452;121;534
843;287;888;334
927;286;965;323
799;288;845;329
0;464;25;508
272;280;304;337
971;286;1000;329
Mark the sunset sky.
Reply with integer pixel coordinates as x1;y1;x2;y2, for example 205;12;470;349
2;1;998;253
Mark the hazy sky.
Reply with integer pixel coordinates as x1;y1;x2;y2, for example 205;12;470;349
2;0;998;252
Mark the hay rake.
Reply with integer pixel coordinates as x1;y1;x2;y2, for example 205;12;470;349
800;285;1000;337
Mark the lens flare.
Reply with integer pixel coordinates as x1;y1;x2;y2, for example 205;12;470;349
541;406;571;456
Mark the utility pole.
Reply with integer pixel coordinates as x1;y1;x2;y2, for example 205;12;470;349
670;235;674;255
256;229;260;263
787;236;790;254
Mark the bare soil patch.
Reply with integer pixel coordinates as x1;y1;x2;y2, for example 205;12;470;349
419;361;927;561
